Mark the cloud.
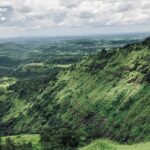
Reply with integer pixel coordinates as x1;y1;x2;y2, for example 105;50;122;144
0;16;7;22
18;5;32;13
56;0;150;28
0;5;13;23
0;0;150;36
60;0;81;8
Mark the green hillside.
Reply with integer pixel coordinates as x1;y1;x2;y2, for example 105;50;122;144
80;139;150;150
0;37;150;149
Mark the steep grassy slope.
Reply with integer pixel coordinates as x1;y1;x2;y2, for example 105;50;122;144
0;37;150;149
37;37;150;145
80;139;150;150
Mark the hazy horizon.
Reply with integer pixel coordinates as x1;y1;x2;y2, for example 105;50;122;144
0;31;150;40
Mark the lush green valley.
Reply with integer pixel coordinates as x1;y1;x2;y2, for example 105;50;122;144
0;35;150;149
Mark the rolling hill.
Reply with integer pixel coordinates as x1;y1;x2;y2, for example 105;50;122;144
0;37;150;149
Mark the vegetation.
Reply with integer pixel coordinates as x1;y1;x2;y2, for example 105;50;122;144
0;35;149;149
0;134;42;150
80;139;150;150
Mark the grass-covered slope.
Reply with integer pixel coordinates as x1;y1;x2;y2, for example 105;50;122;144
80;139;150;150
0;37;150;149
38;37;150;144
1;134;42;150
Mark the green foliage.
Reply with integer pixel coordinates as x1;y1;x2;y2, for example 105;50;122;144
1;134;42;150
40;126;81;150
0;37;150;149
0;137;33;150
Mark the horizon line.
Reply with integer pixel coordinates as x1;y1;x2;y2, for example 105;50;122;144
0;31;150;40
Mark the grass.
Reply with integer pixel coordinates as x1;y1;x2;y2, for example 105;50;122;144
2;98;31;122
21;63;71;73
21;63;45;72
53;64;72;68
80;139;150;150
0;77;16;89
1;134;42;150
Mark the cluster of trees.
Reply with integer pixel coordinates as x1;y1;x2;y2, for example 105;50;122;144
0;138;33;150
40;125;86;150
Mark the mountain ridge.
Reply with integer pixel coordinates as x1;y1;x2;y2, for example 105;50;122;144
0;37;150;149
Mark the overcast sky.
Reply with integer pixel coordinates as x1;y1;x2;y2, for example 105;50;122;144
0;0;150;37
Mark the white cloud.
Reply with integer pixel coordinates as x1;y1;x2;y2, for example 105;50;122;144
0;0;150;36
0;16;6;22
